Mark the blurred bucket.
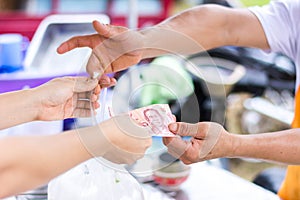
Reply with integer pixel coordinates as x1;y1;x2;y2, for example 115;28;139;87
0;33;28;73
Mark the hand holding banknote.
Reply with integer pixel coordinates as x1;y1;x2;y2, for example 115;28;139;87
78;104;176;165
128;104;176;137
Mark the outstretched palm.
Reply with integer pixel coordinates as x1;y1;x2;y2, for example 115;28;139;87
57;21;144;75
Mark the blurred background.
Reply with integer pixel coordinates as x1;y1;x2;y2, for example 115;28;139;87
0;0;294;199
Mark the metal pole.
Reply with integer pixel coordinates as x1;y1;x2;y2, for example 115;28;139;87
127;0;139;29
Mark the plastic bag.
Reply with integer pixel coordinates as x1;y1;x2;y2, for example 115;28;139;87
48;158;144;200
48;88;144;200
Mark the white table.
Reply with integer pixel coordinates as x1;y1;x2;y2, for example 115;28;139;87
143;162;280;200
4;162;279;200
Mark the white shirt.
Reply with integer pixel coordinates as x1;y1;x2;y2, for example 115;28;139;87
249;0;300;89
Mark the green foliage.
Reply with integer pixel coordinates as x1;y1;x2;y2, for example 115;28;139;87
239;0;270;7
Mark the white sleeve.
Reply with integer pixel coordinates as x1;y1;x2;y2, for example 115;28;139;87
249;0;299;60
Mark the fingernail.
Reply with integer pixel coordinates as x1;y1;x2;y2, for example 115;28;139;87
169;123;178;132
99;79;109;85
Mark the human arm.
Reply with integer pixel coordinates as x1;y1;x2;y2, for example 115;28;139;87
163;122;300;165
0;114;152;198
0;76;116;130
57;4;269;74
141;4;269;57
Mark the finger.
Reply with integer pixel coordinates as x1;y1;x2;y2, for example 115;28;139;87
93;21;128;39
73;108;93;118
110;77;117;86
172;115;176;121
93;84;101;95
73;77;98;93
164;137;189;158
162;137;171;146
93;101;100;110
167;142;190;160
90;93;99;102
101;77;117;88
86;50;106;76
162;137;179;146
57;34;98;54
167;149;181;159
99;74;111;85
93;21;113;38
180;157;192;165
168;122;200;137
76;100;91;109
77;91;91;100
179;140;200;162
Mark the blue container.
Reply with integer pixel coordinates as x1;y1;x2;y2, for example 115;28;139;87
0;34;28;73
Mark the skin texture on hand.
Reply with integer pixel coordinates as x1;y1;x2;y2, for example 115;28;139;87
78;114;152;165
164;122;300;165
0;76;99;129
57;21;144;75
163;122;233;164
0;76;117;130
0;3;275;198
57;5;269;76
33;76;100;121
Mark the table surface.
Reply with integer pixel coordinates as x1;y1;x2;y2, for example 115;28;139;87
143;162;280;200
3;162;280;200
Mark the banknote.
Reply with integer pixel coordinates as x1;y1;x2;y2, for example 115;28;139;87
128;104;176;137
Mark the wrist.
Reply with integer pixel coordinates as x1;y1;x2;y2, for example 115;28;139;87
226;132;242;158
138;26;169;59
138;28;151;59
22;88;40;121
76;125;110;158
227;133;261;159
0;88;40;129
28;87;45;121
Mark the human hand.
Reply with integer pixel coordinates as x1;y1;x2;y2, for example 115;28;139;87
78;114;152;165
57;21;144;75
33;76;110;121
101;114;152;164
163;122;234;164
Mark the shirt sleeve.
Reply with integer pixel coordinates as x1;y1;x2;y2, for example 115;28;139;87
249;0;298;60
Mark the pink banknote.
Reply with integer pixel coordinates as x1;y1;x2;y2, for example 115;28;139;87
129;104;176;137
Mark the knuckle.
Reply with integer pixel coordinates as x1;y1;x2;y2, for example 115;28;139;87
182;159;190;165
185;151;197;162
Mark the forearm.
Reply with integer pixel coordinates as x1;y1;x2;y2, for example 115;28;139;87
0;126;106;198
140;5;269;59
0;114;145;198
230;129;300;164
0;89;38;129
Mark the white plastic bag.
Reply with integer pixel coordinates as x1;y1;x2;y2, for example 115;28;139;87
48;87;144;200
48;158;144;200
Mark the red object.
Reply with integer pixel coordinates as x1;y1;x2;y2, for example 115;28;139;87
153;175;188;186
0;12;46;40
0;0;173;40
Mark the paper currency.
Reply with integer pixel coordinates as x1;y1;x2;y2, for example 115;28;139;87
129;104;176;137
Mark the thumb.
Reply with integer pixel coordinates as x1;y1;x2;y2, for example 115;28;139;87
93;20;113;38
73;77;98;93
93;20;128;39
86;51;107;76
168;122;200;137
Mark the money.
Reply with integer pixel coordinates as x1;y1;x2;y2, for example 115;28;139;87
129;104;176;137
